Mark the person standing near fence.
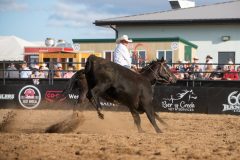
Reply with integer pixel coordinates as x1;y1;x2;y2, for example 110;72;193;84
113;35;132;69
222;60;239;80
5;63;19;78
63;66;75;78
20;62;32;78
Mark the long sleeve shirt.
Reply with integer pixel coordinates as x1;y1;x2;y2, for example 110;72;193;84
113;43;131;67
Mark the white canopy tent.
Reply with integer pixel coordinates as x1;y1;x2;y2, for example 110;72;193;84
0;36;37;61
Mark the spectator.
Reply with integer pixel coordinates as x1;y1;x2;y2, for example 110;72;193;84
5;63;19;78
30;68;44;85
205;55;213;64
63;66;75;78
203;63;214;80
171;63;182;79
175;60;185;79
38;66;46;78
20;62;32;78
204;55;214;71
41;63;49;78
209;66;223;80
193;65;203;80
183;61;192;79
222;61;239;80
191;57;199;68
237;66;240;79
54;63;63;78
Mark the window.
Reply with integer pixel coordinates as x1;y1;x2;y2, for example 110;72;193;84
131;50;146;67
104;51;114;61
156;50;173;65
81;58;86;68
218;52;235;66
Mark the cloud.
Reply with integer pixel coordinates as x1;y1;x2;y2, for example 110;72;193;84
46;0;234;39
48;1;124;28
59;0;170;14
0;0;28;12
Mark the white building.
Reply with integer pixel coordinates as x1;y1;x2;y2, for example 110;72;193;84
95;1;240;64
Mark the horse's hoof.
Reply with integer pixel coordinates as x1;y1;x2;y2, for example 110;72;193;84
98;113;104;119
138;129;145;133
156;129;162;133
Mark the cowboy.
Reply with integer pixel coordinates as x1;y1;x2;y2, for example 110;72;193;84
113;35;132;69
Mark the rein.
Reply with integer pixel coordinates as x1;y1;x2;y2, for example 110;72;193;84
145;63;170;84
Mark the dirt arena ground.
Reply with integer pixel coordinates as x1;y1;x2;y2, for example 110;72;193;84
0;109;240;160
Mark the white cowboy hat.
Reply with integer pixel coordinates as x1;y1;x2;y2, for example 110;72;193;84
116;35;132;44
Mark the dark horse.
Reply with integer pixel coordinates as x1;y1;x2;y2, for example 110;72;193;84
65;55;176;133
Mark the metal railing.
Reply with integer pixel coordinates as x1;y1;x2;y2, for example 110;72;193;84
1;61;240;86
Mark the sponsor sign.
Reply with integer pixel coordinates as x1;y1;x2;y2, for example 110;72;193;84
45;90;66;102
68;94;79;100
24;47;73;54
0;94;15;100
161;89;197;112
18;85;41;109
222;91;240;113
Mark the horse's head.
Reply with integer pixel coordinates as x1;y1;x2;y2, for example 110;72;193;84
140;57;177;84
157;57;177;84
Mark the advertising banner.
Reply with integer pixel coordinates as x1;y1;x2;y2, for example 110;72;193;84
0;82;240;115
153;86;207;113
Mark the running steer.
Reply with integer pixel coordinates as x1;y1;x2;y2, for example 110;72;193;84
84;55;176;133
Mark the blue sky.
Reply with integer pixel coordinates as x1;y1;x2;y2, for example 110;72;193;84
0;0;233;43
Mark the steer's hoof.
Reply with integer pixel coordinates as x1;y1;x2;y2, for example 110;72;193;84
98;113;104;119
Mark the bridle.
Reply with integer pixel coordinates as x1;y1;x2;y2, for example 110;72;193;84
145;62;171;84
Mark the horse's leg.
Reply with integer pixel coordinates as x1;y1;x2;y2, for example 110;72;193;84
88;83;111;119
88;91;104;119
143;101;162;133
154;112;168;126
129;107;144;133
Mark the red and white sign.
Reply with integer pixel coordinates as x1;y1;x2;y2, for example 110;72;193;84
24;47;74;55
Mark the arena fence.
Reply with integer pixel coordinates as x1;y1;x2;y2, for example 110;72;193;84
0;61;240;115
0;79;239;115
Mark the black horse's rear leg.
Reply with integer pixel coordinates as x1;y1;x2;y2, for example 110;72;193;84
145;108;162;133
90;96;104;119
88;83;111;119
129;108;144;133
